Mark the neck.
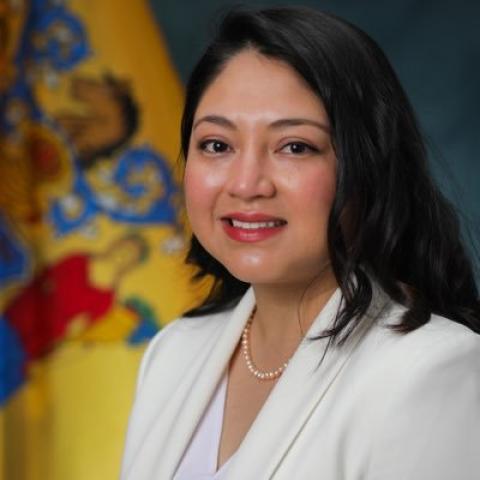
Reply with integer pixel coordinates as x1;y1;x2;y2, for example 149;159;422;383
251;267;338;347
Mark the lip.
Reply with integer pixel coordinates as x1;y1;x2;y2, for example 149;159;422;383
221;211;287;222
220;211;287;243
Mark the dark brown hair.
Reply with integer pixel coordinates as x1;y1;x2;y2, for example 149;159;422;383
180;6;480;341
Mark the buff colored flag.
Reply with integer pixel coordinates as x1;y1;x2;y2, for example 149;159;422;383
0;1;202;479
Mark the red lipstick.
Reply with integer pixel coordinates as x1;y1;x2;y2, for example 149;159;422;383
220;212;287;243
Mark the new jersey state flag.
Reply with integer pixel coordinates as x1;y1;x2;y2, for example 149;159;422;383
0;1;203;479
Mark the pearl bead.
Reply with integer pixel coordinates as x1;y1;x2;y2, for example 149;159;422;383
241;307;290;381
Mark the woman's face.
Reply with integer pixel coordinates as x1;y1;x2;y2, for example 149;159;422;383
184;49;336;287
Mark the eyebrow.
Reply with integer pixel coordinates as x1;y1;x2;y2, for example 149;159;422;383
193;115;236;130
192;115;330;133
270;118;330;133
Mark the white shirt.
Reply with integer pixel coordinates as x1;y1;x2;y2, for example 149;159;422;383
174;372;233;479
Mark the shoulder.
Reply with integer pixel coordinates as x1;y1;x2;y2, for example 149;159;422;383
359;309;480;478
381;311;480;393
133;287;255;394
345;300;480;431
371;305;480;369
134;309;233;392
353;301;480;394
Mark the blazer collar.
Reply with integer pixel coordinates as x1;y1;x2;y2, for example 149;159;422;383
130;285;386;479
128;289;256;479
226;287;365;479
169;288;257;473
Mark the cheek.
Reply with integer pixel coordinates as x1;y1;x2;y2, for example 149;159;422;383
183;160;224;226
183;163;200;205
184;164;205;228
309;175;336;214
284;166;336;217
184;157;227;190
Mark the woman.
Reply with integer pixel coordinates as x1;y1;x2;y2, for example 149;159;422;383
121;7;480;479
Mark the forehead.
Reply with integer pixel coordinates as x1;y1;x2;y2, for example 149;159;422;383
194;49;329;124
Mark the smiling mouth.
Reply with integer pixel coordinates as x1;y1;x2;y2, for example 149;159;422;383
220;215;287;242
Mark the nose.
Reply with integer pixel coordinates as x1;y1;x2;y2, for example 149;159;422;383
226;147;276;200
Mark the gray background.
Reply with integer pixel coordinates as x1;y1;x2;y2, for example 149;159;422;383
150;0;479;262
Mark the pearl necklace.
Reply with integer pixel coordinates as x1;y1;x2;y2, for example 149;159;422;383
241;308;289;381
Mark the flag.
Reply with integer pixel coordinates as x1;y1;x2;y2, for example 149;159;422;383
0;0;201;478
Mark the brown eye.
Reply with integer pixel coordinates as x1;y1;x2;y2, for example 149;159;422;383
281;142;318;155
199;140;231;154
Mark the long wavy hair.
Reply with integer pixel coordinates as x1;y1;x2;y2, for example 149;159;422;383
180;6;480;340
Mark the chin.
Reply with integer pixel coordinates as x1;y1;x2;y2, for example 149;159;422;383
223;261;289;286
223;262;270;284
224;256;334;288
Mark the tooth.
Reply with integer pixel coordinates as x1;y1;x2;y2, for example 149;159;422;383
231;220;282;229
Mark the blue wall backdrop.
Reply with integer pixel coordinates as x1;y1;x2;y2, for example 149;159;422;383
150;0;479;263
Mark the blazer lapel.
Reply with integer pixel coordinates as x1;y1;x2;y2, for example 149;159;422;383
125;288;256;479
225;288;383;479
124;284;387;480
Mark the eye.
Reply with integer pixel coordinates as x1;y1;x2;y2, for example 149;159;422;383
198;139;231;154
280;141;319;155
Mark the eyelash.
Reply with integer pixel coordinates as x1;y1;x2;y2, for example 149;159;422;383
280;141;319;155
196;139;320;155
197;139;231;154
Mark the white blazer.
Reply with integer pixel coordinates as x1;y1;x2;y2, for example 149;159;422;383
121;287;480;479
